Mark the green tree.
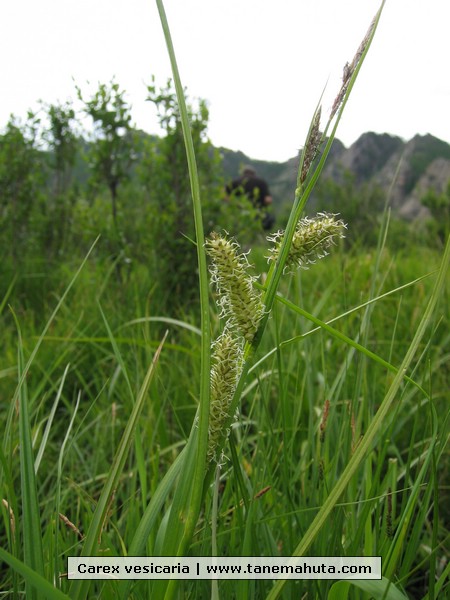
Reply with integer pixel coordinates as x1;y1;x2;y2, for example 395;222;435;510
76;80;136;240
43;101;78;196
40;100;79;255
138;78;224;302
0;113;45;263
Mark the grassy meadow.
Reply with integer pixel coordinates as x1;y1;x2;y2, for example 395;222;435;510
1;1;449;599
1;235;448;599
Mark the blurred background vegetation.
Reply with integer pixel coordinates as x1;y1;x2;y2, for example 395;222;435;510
1;79;449;318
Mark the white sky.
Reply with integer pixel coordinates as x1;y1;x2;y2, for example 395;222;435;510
1;0;449;163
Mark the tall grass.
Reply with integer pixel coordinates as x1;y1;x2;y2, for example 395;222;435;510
1;1;449;599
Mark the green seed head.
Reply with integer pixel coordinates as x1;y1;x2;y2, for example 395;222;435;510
206;232;264;342
267;213;346;273
207;329;244;463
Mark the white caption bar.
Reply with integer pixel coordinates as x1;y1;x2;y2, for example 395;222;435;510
68;556;381;580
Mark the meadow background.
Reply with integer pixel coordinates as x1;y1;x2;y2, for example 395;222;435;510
0;3;449;598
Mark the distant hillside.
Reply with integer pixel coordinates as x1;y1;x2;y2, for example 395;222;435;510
219;133;450;220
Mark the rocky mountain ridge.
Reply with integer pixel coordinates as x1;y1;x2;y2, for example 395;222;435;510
220;132;450;220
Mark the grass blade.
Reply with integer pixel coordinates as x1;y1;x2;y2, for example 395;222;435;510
117;447;186;599
274;293;426;396
153;1;211;595
54;391;81;588
12;312;45;599
0;547;70;600
34;363;70;473
328;576;409;600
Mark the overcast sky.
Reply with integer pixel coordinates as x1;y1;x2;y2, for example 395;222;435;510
1;0;449;162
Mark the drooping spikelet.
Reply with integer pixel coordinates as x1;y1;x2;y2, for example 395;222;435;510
206;232;264;342
300;106;322;184
2;499;15;537
330;13;378;120
267;213;346;273
207;329;244;463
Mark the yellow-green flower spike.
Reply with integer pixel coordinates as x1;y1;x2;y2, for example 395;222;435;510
267;212;346;273
207;329;244;463
206;232;264;342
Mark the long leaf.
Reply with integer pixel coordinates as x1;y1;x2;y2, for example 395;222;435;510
274;293;426;396
13;313;45;599
328;576;409;600
117;447;186;599
250;271;435;373
0;547;70;600
35;363;70;473
153;1;211;597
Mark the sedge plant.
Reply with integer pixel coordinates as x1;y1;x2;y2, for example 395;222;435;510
2;1;450;599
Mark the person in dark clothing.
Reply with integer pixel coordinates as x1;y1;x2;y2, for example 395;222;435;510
225;166;275;230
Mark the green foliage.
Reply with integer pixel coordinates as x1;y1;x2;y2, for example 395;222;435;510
421;181;450;244
76;79;137;251
137;78;226;303
0;114;45;263
42;101;78;190
0;78;235;311
40;100;79;256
